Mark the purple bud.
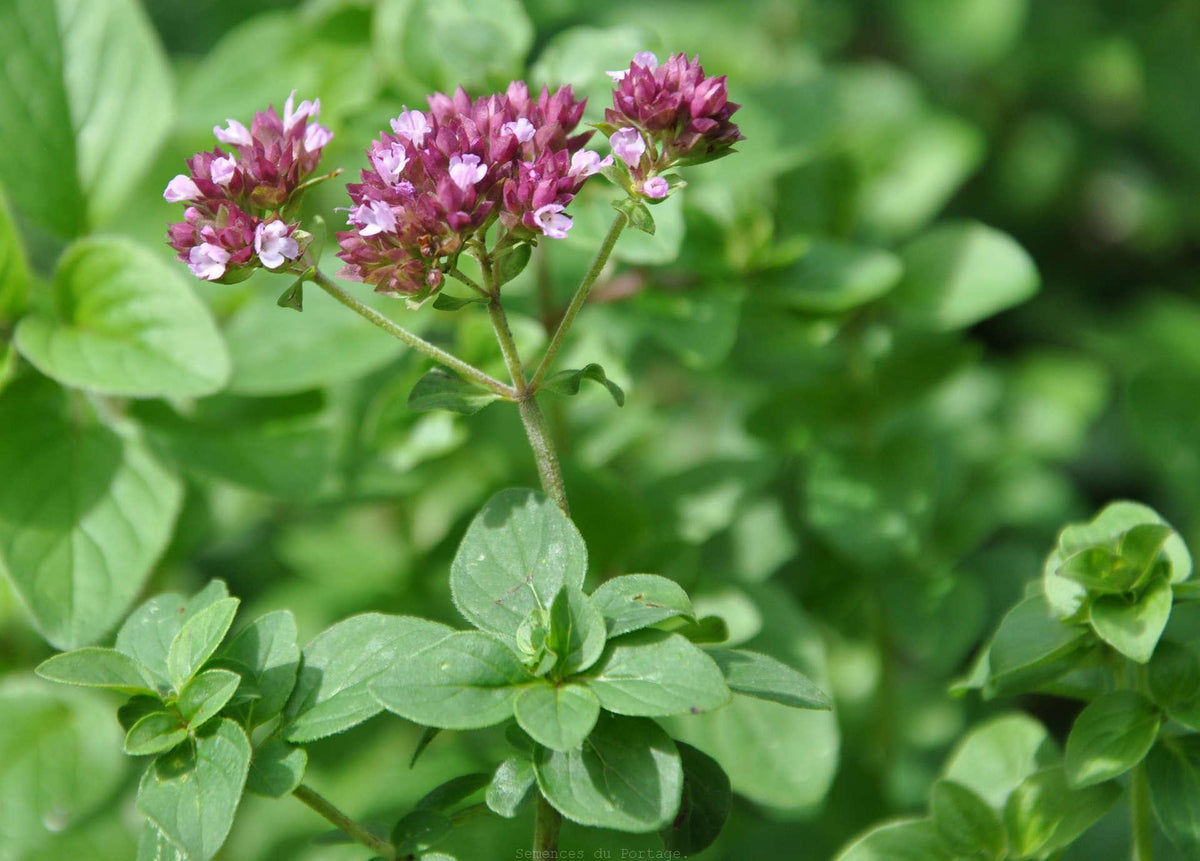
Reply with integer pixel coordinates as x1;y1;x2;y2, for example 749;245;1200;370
641;176;669;199
188;243;231;280
304;123;333;153
609;128;646;167
163;174;202;202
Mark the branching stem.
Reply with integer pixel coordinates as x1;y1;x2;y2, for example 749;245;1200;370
293;783;395;860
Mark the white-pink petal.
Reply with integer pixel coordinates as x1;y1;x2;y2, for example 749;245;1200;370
188;243;230;280
304;124;333;153
213;119;252;148
448;154;487;191
609;128;646;167
391;109;430;148
503;118;536;143
349;201;397;237
534;203;572;239
569;150;614;179
254;221;299;269
163;174;201;202
371;141;410;185
210;156;237;187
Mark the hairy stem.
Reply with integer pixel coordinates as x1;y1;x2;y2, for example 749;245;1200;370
529;210;627;391
533;794;563;857
293;783;395;860
486;293;570;516
309;268;514;399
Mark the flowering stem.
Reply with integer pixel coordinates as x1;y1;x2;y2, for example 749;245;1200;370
529;210;627;391
483;272;570;515
309;268;514;399
449;267;488;297
293;783;395;860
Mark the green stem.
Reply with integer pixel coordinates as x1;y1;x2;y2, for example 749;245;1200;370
529;210;627;391
486;294;570;515
293;783;395;860
1131;763;1154;861
448;267;488;296
309;268;514;399
533;794;563;857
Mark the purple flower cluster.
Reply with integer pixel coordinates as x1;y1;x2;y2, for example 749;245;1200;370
165;92;333;282
602;52;743;195
335;83;609;299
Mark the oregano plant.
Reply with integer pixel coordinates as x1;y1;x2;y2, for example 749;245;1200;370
31;51;831;861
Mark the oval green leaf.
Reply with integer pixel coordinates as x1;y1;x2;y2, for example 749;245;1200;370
1064;690;1161;787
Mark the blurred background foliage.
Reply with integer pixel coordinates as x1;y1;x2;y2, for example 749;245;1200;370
2;0;1200;858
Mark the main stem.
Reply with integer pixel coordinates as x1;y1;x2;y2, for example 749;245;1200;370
309;268;514;399
529;210;627;391
293;783;394;859
1131;763;1153;861
533;794;563;857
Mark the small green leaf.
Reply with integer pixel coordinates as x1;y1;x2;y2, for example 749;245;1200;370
415;773;491;812
487;756;536;819
585;630;731;717
370;631;533;729
432;293;486;311
546;587;606;675
707;648;832;710
769;240;902;315
942;713;1057;811
177;669;241;729
1149;641;1200;727
613;197;656;234
541;364;625;406
245;737;307;798
591;574;696;638
986;594;1088;695
167;597;240;692
137;719;251;861
1003;766;1120;857
1089;577;1173;664
117;581;230;689
514;683;600;751
284;614;453;743
36;646;156;695
392;809;451;856
138;824;186;861
410;726;442;768
124;712;187;757
14;238;231;397
833;818;952;861
276;277;305;312
494;242;532;286
671;615;731;644
1120;523;1177;591
893;221;1039;331
0;187;28;321
215;609;300;728
659;742;731;856
408;367;503;415
930;779;1006;859
120;696;166;733
1056;545;1129;594
1146;736;1200;856
450;489;587;644
534;712;682;832
1065;691;1161;787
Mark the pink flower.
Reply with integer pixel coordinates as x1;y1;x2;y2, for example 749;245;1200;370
609;128;646;167
391;108;430;147
604;53;743;168
349;200;397;237
188;243;230;280
641;176;669;199
448;154;487;190
533;203;572;239
503;118;536;143
165;92;331;282
163;175;201;202
569;150;613;178
254;220;299;269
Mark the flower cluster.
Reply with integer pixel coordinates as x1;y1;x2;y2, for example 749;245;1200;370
164;92;333;282
602;52;743;197
336;82;608;299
